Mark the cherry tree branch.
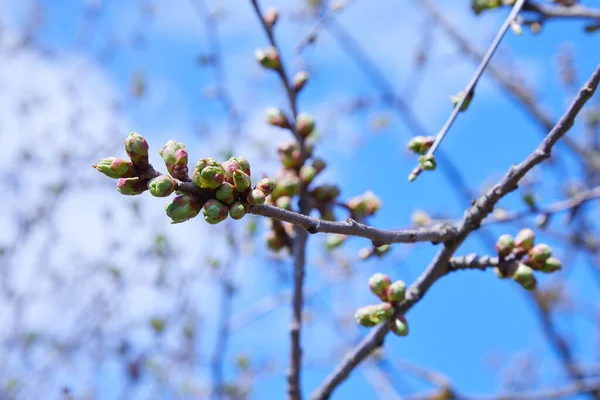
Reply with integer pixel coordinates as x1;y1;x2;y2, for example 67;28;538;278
522;1;600;21
311;62;600;400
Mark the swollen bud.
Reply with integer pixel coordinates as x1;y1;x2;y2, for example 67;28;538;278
312;184;341;203
295;113;315;138
407;136;435;155
385;280;406;302
528;243;552;267
247;189;266;205
355;306;377;327
93;157;135;179
255;46;280;70
266;107;290;129
216;182;236;204
541;257;562;273
256;177;277;196
265;230;286;251
299;165;317;185
201;165;226;189
148;175;176;197
368;273;391;297
515;228;535;251
419;154;437;171
293;71;309;93
229;201;248;220
117;177;147;195
165;194;202;223
495;234;515;258
263;6;279;28
513;263;536;290
160;140;189;180
369;303;394;324
124;132;149;168
391;315;409;337
233;169;252;193
450;89;474;112
312;158;326;173
203;199;229;225
325;234;347;250
276;196;292;210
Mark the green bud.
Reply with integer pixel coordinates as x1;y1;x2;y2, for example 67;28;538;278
192;158;219;187
495;234;515;258
276;196;292;210
124;132;149;168
216;182;236;204
528;243;552;267
369;303;394;324
515;228;535;251
540;257;562;273
385;280;406;302
419;154;437;171
312;158;326;173
523;192;537;209
369;273;391;297
165;194;202;224
233;169;252;192
411;210;432;227
229;200;248;220
374;244;390;257
265;230;286;251
347;191;381;217
117;177;147;195
255;46;280;70
407;136;435;155
536;213;550;229
203;199;228;225
325;234;346;250
256;177;277;196
355;306;377;327
266;107;290;129
272;172;301;198
293;71;309;93
148;175;176;197
247;189;266;205
159;140;188;179
295;113;315;138
277;141;303;169
450;89;474;112
299;165;317;185
312;184;340;203
93;157;135;179
471;0;501;15
512;263;535;289
200;165;226;189
391;315;409;337
235;157;251;177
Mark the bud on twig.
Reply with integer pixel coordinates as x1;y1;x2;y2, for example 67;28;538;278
255;46;280;70
165;194;202;224
148;175;176;197
229;200;248;220
266;107;290;129
407;136;435;155
255;177;277;196
295;113;315;138
203;199;229;225
117;177;147;195
124;132;149;168
369;273;391;297
515;228;535;251
247;189;266;205
293;71;309;93
216;182;236;204
391;315;409;337
93;157;135;179
495;234;514;259
528;243;552;267
540;257;562;273
160;140;189;180
385;280;406;302
233;169;252;193
263;6;279;28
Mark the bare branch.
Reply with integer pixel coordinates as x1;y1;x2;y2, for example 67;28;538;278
523;1;600;21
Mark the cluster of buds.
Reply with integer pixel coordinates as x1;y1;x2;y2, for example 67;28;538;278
494;228;562;291
346;191;382;219
406;136;437;181
354;273;409;336
94;133;277;225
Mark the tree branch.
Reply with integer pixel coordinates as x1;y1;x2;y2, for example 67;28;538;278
523;1;600;21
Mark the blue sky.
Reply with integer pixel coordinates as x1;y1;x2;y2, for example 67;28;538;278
0;0;599;399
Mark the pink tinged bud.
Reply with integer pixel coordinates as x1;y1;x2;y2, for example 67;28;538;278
299;165;317;185
233;169;252;192
363;191;382;215
528;243;552;266
386;280;406;302
450;89;474;112
355;306;377;327
325;234;346;250
358;248;372;260
255;46;280;70
407;136;435;155
272;172;301;198
124;132;149;168
419;154;437;171
148;175;176;197
295;113;315;138
515;228;535;251
203;199;228;225
391;315;409;337
229;201;248;220
160;140;189;179
165;194;202;224
276;196;292;210
541;257;562;273
93;157;135;179
247;189;266;205
266;107;290;129
192;158;219;187
277;141;303;169
256;177;277;196
117;177;147;195
369;273;391;297
375;245;390;257
200;165;226;189
369;303;394;324
293;71;309;93
234;157;251;177
312;158;326;173
216;182;236;204
312;184;341;203
495;234;515;258
263;6;279;28
512;263;536;290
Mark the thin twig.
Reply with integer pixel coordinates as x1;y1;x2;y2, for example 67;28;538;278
522;1;600;21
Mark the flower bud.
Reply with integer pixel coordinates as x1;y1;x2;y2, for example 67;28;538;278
541;257;562;273
192;158;218;187
255;46;280;70
165;194;202;223
276;196;292;210
247;189;266;205
374;244;390;257
233;169;252;192
512;263;535;289
277;141;303;169
272;171;301;198
266;107;290;129
93;157;135;179
391;315;409;337
117;177;147;195
312;184;340;203
203;199;228;225
263;6;278;28
471;0;501;15
235;157;251;177
299;165;317;185
369;303;394;324
535;213;550;229
256;177;277;196
528;243;552;267
385;280;406;302
355;306;377;327
200;165;226;189
369;273;391;297
419;154;437;171
160;140;189;179
295;113;315;138
515;228;535;251
148;175;176;197
293;71;309;93
450;89;474;111
229;200;248;220
411;210;432;227
358;248;372;260
495;234;514;258
407;136;435;155
312;158;326;173
216;182;236;204
265;230;286;251
124;132;149;168
325;234;346;250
